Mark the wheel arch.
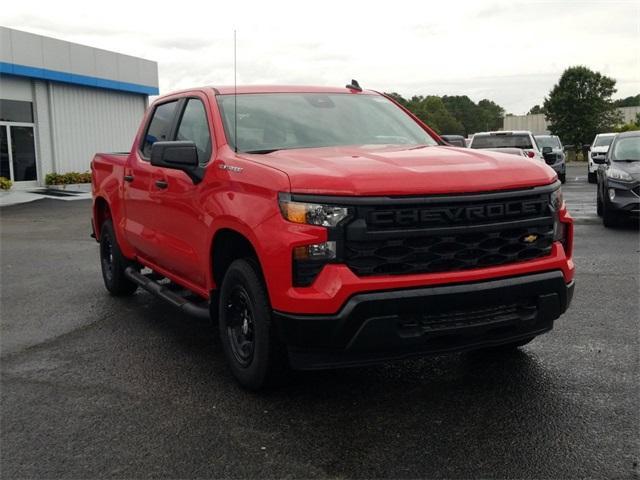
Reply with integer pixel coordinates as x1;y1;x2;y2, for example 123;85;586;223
210;227;266;293
93;196;111;240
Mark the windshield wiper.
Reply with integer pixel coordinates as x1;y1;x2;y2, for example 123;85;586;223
242;149;281;154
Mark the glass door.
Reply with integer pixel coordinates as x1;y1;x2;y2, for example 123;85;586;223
0;123;38;186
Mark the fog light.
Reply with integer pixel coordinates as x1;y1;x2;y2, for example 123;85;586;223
293;241;337;260
609;189;616;201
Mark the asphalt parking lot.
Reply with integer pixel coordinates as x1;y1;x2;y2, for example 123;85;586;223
1;164;638;479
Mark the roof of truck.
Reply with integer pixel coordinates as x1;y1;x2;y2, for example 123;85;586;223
211;85;378;95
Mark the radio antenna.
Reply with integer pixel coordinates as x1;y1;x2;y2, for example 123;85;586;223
234;29;238;153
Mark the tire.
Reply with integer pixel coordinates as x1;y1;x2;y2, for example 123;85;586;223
597;194;603;216
602;201;621;228
218;259;289;390
99;219;138;296
559;172;566;184
588;171;597;184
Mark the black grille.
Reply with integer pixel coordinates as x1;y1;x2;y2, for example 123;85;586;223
342;188;556;277
397;301;537;336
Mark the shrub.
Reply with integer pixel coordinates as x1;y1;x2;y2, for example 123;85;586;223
0;176;12;190
45;171;92;185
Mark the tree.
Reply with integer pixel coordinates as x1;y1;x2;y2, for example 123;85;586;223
441;95;485;135
528;105;544;114
543;66;623;148
477;99;505;131
413;96;464;134
613;94;640;107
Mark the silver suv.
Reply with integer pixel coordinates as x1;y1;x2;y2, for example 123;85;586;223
535;135;567;184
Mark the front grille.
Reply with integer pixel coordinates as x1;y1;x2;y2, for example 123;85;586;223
397;301;537;336
341;187;556;277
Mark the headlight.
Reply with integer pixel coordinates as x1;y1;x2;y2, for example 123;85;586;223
550;187;563;211
279;196;349;227
606;167;633;182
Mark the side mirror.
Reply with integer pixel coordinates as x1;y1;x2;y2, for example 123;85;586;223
542;146;552;154
583;144;591;151
150;141;204;183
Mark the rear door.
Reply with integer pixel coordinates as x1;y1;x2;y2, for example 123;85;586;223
123;99;181;261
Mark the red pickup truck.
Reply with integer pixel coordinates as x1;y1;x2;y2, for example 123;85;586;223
92;83;575;389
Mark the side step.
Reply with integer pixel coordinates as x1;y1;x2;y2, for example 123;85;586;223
124;267;210;320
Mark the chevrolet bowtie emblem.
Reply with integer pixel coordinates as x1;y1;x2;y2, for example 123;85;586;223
522;234;538;244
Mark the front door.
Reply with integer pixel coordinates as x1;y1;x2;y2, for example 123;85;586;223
0;123;38;187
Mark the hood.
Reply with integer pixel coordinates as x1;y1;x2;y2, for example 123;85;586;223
612;161;640;179
242;145;556;196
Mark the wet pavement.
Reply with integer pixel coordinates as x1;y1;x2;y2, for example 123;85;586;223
1;164;638;479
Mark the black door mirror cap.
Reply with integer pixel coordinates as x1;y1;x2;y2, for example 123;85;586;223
150;141;204;183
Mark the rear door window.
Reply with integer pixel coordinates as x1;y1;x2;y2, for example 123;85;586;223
471;134;533;149
141;100;179;158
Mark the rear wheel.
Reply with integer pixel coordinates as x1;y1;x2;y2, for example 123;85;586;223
99;219;138;296
218;259;289;390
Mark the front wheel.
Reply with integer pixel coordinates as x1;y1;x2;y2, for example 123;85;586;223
99;219;138;296
218;259;289;390
588;171;597;184
602;201;622;228
559;172;566;184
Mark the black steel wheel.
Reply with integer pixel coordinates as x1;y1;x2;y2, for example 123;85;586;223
99;219;138;296
218;258;289;390
224;286;256;367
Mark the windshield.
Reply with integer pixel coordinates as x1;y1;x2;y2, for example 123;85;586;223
611;136;640;161
471;134;533;149
594;135;615;147
535;136;561;149
216;93;437;153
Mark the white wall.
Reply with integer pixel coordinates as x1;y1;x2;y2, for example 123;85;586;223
49;83;146;173
503;106;640;135
0;75;33;101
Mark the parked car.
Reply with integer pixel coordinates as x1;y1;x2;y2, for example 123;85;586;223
595;130;640;227
440;135;466;147
469;131;544;161
535;135;566;183
91;85;574;390
588;133;617;183
481;147;528;157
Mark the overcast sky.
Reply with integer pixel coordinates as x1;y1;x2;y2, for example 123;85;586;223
3;0;639;114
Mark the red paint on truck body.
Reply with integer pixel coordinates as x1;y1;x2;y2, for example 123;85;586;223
92;85;574;315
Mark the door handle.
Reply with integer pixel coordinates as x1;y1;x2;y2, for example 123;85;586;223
155;180;168;189
124;175;134;182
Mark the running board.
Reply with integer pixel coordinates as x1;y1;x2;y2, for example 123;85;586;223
124;267;210;320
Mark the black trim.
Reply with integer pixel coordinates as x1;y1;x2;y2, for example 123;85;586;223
273;271;574;370
288;181;560;206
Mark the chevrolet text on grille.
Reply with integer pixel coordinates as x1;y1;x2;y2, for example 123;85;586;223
368;199;548;226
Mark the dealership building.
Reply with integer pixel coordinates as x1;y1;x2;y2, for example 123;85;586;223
0;26;158;187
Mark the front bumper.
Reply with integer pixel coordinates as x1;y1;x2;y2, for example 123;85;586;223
273;271;574;370
606;181;640;217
